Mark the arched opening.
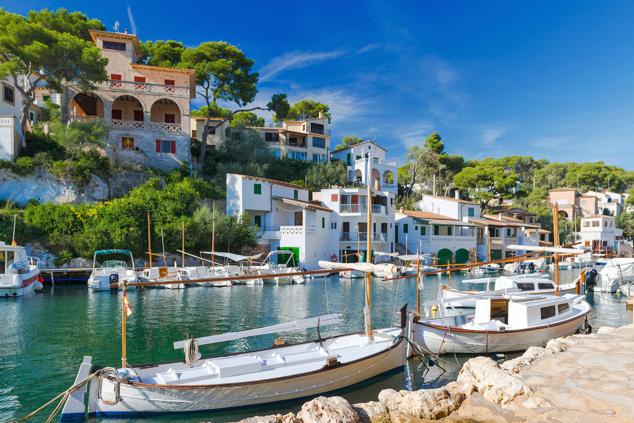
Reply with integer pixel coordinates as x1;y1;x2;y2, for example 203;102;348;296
557;210;569;219
111;95;145;128
371;168;381;190
383;170;394;184
455;248;469;264
150;98;182;132
70;93;104;121
354;169;363;183
437;248;453;266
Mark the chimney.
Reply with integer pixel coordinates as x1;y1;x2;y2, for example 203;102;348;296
454;190;460;200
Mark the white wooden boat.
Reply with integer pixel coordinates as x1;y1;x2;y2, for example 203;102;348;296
62;314;406;419
87;250;139;291
137;266;188;289
442;275;579;308
592;258;634;293
0;241;42;298
414;293;591;354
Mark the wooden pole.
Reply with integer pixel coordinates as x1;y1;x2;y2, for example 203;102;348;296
365;271;372;337
212;202;216;270
11;214;17;246
553;203;560;296
161;228;167;267
147;213;152;268
365;154;373;336
416;251;421;314
487;226;492;262
181;222;185;267
121;284;127;368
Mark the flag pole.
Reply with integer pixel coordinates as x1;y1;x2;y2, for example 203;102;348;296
11;214;17;246
147;213;152;268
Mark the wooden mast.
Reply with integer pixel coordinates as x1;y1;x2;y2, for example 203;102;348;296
365;154;373;337
121;283;127;368
212;202;216;270
553;203;560;295
416;250;421;314
147;212;152;268
181;222;185;267
11;214;17;246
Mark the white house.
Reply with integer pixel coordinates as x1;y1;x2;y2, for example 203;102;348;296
395;210;477;265
575;214;624;254
415;193;480;223
584;191;626;217
225;173;339;269
0;77;26;162
330;141;398;194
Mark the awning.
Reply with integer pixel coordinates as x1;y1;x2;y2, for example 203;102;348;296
95;249;132;256
200;251;263;262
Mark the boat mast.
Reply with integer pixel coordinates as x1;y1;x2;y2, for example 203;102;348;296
147;213;152;268
121;283;127;368
161;228;167;267
212;202;216;270
181;222;185;267
416;250;421;314
11;214;17;246
365;153;373;337
553;203;560;295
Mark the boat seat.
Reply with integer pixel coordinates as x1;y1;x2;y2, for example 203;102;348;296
207;355;264;378
154;364;215;385
270;349;328;367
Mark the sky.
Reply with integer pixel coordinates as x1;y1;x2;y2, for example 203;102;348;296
3;0;634;169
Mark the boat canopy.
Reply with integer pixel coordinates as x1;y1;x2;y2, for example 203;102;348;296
374;252;399;257
200;251;264;262
506;244;581;254
397;254;431;262
95;249;132;256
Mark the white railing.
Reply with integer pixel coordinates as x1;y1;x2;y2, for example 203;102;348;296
69;116;185;134
111;119;145;129
149;122;182;133
0;116;16;127
340;232;388;242
101;80;190;98
339;204;386;214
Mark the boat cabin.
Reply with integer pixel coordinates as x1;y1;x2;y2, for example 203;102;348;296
0;242;30;274
473;294;575;329
494;276;555;292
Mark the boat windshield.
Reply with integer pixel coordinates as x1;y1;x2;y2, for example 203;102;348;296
102;260;127;268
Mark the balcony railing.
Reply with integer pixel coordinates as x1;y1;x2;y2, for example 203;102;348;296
340;232;388;242
101;80;190;98
340;204;386;214
69;116;184;134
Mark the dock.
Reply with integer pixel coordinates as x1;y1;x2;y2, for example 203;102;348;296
40;268;92;285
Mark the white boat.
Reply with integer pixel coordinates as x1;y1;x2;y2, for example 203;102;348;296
503;258;547;273
318;260;402;279
61;314;406;419
414;293;591;354
592;258;634;293
137;266;189;289
339;269;365;279
394;254;439;276
441;275;579;308
468;263;501;275
255;251;304;284
0;241;42;298
87;250;139;291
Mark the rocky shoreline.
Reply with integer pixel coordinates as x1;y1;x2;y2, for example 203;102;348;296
236;325;634;422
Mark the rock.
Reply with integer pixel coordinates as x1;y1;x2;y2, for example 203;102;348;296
68;257;93;268
353;401;390;423
235;413;300;423
522;396;551;409
297;396;359;423
597;326;618;335
500;346;546;373
457;356;531;404
378;387;465;419
445;380;476;396
544;338;568;353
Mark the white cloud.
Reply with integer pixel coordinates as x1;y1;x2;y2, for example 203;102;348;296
127;5;137;35
259;50;346;82
355;44;382;55
481;126;507;145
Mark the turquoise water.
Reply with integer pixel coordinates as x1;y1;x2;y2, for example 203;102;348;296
0;270;629;421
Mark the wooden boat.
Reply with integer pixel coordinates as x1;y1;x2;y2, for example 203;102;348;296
137;266;188;289
441;275;580;308
256;251;305;284
0;241;43;297
87;250;139;291
414;293;591;354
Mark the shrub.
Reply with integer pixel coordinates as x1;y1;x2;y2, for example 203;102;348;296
0;160;12;170
12;157;36;176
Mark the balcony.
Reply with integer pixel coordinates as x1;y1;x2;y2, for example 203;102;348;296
100;80;190;98
69;116;184;134
340;232;388;242
340;204;386;214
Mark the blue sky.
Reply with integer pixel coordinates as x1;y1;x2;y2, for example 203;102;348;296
3;0;634;168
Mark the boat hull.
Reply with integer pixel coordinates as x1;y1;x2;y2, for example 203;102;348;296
89;334;404;416
0;273;41;298
413;312;588;354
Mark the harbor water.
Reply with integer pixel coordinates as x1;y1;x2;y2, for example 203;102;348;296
0;269;630;422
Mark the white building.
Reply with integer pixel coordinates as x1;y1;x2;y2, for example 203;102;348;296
226;173;339;269
584;191;626;217
0;77;26;162
575;214;624;253
330;141;398;194
395;210;477;264
192;116;331;163
415;193;481;223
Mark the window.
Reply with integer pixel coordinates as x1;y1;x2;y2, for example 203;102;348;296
312;153;327;162
155;139;176;154
434;225;439;236
331;194;338;202
516;283;534;291
310;122;325;134
192;129;197;138
558;303;570;314
254;183;262;195
288;151;306;161
420;226;426;236
2;83;15;105
164;79;175;86
403;224;408;233
447;226;452;236
347;153;351;165
103;40;126;51
583;221;590;227
312;137;326;148
134;110;144;122
110;74;122;87
540;306;556;320
265;132;279;142
322;217;325;228
414;226;418;231
293;190;298;200
271;149;282;159
133;76;146;89
121;137;134;150
111;109;122;120
538;283;553;290
381;223;387;234
592;221;600;227
164;113;176;124
29;111;35;122
254;215;262;227
468;207;475;217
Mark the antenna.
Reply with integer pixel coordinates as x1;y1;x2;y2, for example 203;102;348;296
113;21;120;32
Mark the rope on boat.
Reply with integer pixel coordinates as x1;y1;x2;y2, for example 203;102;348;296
13;368;106;423
184;337;200;367
98;367;121;406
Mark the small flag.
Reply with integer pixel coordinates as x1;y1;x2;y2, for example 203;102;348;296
11;239;17;246
123;294;133;317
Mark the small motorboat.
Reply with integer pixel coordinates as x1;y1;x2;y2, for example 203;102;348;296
0;241;43;298
137;266;189;289
414;293;591;354
87;250;139;291
591;258;634;293
256;250;304;284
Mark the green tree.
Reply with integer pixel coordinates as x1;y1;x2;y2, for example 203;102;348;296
305;160;347;191
424;131;444;154
401;132;446;196
617;212;634;239
453;159;519;209
0;8;107;132
139;40;185;67
286;99;330;121
230;111;265;127
335;135;364;150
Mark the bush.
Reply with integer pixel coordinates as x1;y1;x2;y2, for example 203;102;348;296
13;157;36;176
0;160;12;170
50;150;111;187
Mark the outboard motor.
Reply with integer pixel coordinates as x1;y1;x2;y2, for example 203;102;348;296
109;273;119;289
528;262;535;273
584;269;598;291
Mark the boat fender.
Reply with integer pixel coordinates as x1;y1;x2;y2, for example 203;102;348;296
325;356;339;367
274;338;285;346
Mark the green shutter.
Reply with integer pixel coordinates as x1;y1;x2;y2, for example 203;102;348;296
403;224;408;233
421;226;426;236
322;217;325;228
294;189;298;199
254;183;261;195
448;226;452;236
434;225;439;236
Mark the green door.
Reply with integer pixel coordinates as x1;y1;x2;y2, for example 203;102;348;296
490;249;503;261
437;248;453;266
455;248;470;264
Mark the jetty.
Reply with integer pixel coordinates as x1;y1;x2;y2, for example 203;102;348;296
235;323;634;423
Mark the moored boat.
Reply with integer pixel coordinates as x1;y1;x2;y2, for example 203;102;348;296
87;250;139;291
0;241;43;298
